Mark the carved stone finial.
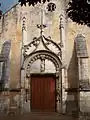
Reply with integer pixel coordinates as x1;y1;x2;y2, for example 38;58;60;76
59;42;64;48
22;16;26;30
59;14;65;48
37;1;48;36
37;24;47;35
59;14;64;29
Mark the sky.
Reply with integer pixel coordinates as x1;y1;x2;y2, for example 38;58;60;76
0;0;18;13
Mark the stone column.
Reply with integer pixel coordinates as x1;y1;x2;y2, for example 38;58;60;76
56;72;61;113
20;16;27;113
21;16;27;67
59;13;67;113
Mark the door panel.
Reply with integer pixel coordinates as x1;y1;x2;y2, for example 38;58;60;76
31;75;56;112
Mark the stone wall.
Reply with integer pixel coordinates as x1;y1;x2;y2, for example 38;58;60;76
0;0;67;113
0;0;67;88
0;0;90;114
0;5;21;88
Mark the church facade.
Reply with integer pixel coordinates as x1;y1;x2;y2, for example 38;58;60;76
0;0;90;115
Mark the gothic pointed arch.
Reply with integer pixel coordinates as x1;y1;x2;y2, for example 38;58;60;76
22;33;62;112
23;34;62;76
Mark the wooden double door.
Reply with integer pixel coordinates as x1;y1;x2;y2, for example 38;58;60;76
31;74;56;112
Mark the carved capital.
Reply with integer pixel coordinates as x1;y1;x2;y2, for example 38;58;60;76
26;73;30;78
56;72;59;78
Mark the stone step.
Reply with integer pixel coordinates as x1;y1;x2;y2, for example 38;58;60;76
0;113;75;120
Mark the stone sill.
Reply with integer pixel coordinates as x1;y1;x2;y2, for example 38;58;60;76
65;88;90;92
79;89;90;92
0;88;21;92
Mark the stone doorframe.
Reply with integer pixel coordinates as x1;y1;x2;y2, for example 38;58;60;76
21;51;62;113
